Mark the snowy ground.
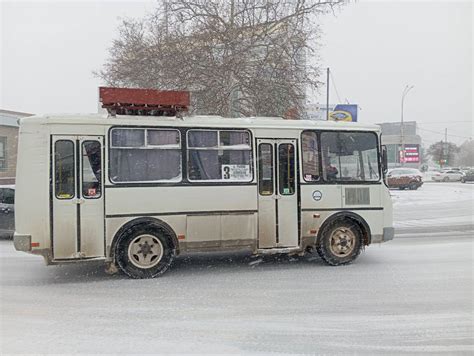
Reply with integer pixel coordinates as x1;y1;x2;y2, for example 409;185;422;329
391;181;474;233
1;183;473;354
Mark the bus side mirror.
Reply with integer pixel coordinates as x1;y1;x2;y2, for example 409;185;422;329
381;145;388;173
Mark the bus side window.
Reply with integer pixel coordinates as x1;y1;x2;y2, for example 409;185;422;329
187;129;252;182
302;131;320;182
320;131;380;182
55;140;75;199
110;128;182;183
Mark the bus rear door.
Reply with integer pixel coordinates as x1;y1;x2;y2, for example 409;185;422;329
52;136;104;259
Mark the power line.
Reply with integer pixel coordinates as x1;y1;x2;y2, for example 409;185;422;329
416;125;472;140
420;120;471;124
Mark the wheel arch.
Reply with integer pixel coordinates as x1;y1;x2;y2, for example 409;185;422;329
110;217;179;260
316;211;372;247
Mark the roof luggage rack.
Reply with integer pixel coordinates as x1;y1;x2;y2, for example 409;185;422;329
99;87;190;117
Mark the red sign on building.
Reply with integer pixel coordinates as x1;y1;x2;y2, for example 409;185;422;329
403;146;419;163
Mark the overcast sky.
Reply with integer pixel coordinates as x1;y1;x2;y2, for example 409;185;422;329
1;0;472;145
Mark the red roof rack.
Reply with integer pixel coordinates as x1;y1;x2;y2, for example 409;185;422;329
99;87;190;116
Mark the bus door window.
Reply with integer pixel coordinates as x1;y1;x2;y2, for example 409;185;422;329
258;144;273;196
278;144;295;195
82;141;102;198
54;140;75;199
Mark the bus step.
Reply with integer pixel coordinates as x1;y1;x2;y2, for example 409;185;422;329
256;247;302;255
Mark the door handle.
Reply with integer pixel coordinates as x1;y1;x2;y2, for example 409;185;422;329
73;198;85;205
273;195;282;200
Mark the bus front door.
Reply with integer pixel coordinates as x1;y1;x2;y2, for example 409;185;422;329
257;139;298;249
52;136;104;259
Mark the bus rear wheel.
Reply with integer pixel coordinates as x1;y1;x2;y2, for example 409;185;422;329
316;219;363;266
115;225;175;279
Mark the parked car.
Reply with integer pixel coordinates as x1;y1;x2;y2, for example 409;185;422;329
0;185;15;239
386;168;423;190
461;170;474;183
431;170;464;182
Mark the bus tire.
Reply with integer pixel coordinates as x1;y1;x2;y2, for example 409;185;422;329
316;219;363;266
115;224;175;279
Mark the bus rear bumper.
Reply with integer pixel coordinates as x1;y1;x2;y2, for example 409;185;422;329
13;233;32;252
14;233;53;264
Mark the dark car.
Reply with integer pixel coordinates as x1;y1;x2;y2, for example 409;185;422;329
0;185;15;239
386;168;423;190
461;170;474;183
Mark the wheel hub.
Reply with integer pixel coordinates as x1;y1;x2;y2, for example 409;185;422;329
329;228;356;257
128;234;164;269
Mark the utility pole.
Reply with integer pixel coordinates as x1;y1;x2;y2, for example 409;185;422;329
400;85;414;166
444;128;448;166
326;67;330;121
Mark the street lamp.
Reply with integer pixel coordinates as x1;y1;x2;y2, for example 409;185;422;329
400;84;414;166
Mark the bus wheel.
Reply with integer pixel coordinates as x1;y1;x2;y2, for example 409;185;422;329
317;219;362;266
115;225;175;279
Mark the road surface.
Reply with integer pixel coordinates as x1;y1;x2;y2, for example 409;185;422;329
1;182;472;354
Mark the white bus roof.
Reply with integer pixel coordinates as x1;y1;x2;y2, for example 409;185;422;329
19;114;381;132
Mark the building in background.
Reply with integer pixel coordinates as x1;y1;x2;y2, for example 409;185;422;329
378;121;422;168
0;109;32;184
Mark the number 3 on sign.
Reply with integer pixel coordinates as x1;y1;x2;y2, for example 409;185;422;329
223;166;230;179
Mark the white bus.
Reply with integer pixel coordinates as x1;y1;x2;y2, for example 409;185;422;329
13;114;394;278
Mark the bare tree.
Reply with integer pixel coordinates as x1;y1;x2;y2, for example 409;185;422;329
97;0;344;117
427;141;460;167
456;140;474;166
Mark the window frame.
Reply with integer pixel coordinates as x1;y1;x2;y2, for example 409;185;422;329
301;130;382;185
186;129;253;183
109;127;183;184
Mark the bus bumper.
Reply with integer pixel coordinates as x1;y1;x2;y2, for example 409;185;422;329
371;227;395;243
382;227;395;242
13;233;32;252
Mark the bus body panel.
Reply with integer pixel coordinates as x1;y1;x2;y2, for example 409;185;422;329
105;213;257;257
15;123;51;259
105;185;257;216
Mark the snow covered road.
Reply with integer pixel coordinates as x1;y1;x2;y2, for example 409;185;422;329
391;182;473;234
1;183;473;354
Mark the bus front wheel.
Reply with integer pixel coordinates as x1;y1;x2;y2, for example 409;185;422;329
115;224;175;279
316;219;363;266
